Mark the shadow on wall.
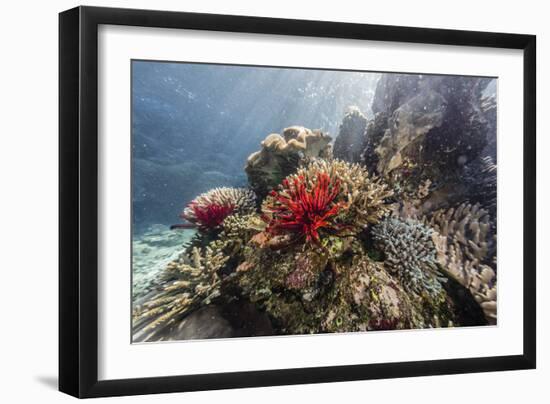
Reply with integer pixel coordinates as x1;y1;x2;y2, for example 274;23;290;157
35;375;58;390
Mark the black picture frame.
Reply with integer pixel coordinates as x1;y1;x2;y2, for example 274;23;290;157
59;5;536;398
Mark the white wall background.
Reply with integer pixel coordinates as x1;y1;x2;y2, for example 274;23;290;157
0;0;546;402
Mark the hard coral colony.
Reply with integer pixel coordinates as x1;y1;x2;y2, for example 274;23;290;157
176;187;256;231
133;73;497;341
185;202;235;230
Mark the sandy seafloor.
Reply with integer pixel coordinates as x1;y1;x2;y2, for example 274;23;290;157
132;225;195;299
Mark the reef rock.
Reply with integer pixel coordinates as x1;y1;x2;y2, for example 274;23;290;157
481;95;497;163
356;73;497;226
333;106;368;163
134;302;274;342
361;112;388;174
362;74;492;179
375;87;447;175
245;126;331;199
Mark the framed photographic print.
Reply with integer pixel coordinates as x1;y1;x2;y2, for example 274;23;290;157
59;6;536;398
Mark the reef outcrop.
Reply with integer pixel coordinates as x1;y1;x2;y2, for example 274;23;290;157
245;126;332;199
357;74;495;212
333;106;368;163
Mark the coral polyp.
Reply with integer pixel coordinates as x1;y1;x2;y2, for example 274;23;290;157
262;172;344;243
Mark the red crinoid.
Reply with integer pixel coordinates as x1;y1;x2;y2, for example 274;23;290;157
181;202;235;230
263;172;343;244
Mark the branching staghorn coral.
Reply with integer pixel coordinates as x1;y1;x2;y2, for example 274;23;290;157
310;159;395;229
208;213;265;273
425;203;497;324
132;246;229;342
176;187;256;231
372;217;446;297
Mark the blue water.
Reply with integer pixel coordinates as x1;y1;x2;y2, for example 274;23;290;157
132;61;381;234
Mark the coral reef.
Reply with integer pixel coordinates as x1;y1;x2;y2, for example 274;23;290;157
179;187;256;231
135;157;460;339
425;203;497;324
235;238;454;334
245;126;332;199
133;74;498;341
372;217;445;297
333;106;368;163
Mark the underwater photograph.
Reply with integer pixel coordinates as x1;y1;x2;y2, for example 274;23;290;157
131;60;497;343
